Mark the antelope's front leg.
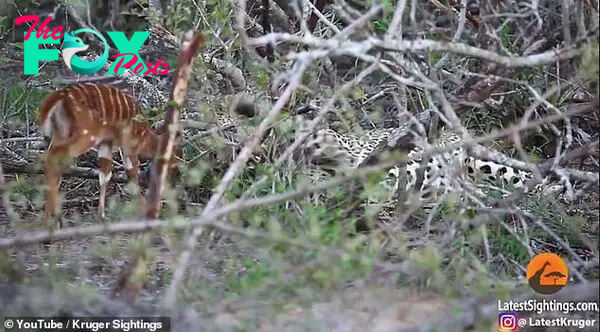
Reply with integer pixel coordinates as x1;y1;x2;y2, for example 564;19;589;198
97;143;114;219
120;149;146;207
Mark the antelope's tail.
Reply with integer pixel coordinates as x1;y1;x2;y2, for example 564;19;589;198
38;90;73;140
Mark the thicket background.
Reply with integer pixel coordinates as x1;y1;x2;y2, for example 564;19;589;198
0;1;598;331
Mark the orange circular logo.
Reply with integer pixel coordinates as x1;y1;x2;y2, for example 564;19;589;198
526;252;569;294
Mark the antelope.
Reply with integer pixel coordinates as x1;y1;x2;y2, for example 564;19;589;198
38;82;181;227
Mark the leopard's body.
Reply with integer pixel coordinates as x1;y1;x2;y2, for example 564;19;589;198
292;111;566;213
380;130;552;198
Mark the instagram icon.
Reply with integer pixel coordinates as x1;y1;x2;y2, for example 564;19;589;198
498;311;519;331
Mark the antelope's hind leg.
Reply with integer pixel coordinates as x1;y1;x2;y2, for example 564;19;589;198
43;144;69;229
46;136;97;227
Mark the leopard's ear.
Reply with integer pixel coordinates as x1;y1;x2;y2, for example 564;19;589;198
229;93;258;118
293;101;320;118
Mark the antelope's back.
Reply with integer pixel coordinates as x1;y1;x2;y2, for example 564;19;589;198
67;83;143;124
39;83;143;127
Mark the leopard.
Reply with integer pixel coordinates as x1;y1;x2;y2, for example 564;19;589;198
289;105;570;217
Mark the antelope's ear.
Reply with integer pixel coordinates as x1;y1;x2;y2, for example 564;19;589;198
151;119;165;133
154;122;182;145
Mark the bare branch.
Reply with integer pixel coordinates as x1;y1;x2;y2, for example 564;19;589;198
248;33;584;68
162;56;312;308
145;31;206;219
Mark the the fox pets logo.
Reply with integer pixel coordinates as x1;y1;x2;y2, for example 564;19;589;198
15;15;171;76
